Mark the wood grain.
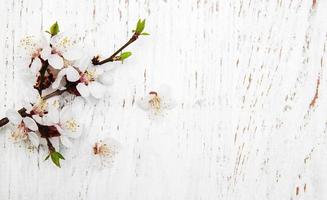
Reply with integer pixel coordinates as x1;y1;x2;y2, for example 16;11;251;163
1;0;327;199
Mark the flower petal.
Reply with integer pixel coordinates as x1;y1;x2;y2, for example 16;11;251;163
40;46;52;60
6;109;23;125
52;68;67;89
28;132;39;147
71;97;84;115
59;105;72;123
88;82;106;99
76;83;90;97
60;136;73;148
24;103;33;114
163;98;177;110
23;117;38;131
65;66;80;82
95;67;104;75
137;98;150;111
75;56;91;72
98;137;122;167
43;106;60;125
103;137;122;151
30;57;42;74
99;72;114;86
62;127;82;139
158;85;172;99
63;48;82;61
48;54;64;69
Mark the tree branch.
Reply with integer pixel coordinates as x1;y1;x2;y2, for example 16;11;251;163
43;89;67;100
46;137;55;152
36;58;49;95
92;33;139;65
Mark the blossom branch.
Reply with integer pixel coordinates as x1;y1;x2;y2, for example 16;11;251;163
92;19;148;65
0;19;148;129
43;89;66;100
92;33;139;65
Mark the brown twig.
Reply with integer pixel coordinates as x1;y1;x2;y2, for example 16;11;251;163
43;89;67;100
46;137;55;152
92;33;139;65
36;58;49;95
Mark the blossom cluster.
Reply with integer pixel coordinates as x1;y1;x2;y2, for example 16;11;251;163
0;20;150;168
0;20;176;168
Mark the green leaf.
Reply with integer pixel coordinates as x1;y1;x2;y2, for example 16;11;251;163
49;21;60;36
44;154;50;161
119;52;132;60
140;32;150;36
56;152;65;160
49;151;65;168
50;153;60;168
135;19;141;33
135;19;146;34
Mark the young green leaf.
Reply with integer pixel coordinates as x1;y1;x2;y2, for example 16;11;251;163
56;152;65;160
49;22;60;36
119;52;132;60
140;32;150;36
135;19;146;34
49;151;65;168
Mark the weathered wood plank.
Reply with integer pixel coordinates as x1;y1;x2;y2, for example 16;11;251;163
0;0;327;199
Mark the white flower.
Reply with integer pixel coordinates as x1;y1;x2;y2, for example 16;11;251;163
17;35;49;74
50;33;81;62
51;62;81;89
18;33;83;88
49;33;81;76
47;33;83;88
20;89;59;119
5;109;39;147
138;85;176;116
92;137;122;168
36;97;85;148
75;60;115;99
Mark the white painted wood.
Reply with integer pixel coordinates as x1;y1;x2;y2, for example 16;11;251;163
1;0;327;199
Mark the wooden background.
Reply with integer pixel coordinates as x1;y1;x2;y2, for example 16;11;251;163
1;0;327;199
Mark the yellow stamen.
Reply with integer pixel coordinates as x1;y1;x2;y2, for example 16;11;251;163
96;143;117;158
32;98;48;115
149;94;161;113
65;119;79;132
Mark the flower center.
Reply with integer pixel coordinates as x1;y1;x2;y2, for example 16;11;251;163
94;143;116;158
31;48;42;59
148;92;161;112
59;37;72;48
32;98;48;115
19;36;42;58
80;70;97;84
11;122;28;141
51;100;60;109
63;59;73;67
65;119;79;132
